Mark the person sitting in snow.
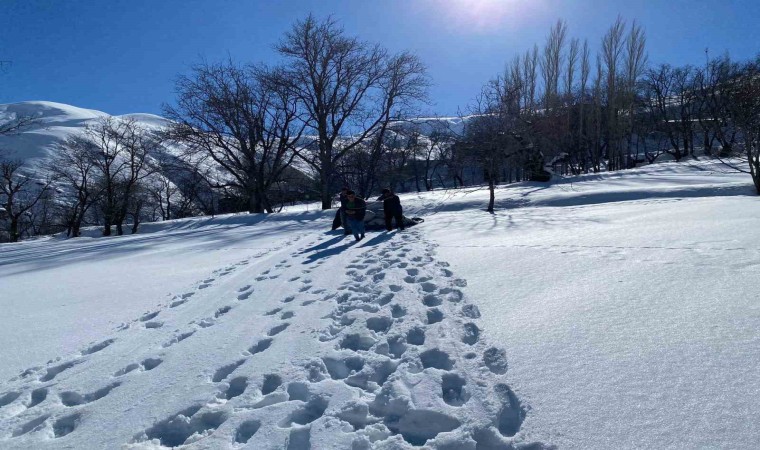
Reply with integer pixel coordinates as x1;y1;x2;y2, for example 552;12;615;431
332;186;352;235
377;188;404;232
343;190;366;241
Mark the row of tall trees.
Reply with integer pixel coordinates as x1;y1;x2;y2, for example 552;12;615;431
457;16;760;211
459;17;649;185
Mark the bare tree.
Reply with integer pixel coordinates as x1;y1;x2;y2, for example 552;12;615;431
80;117;155;236
592;55;605;172
623;20;648;166
644;64;696;161
277;15;428;209
522;45;539;113
602;16;626;170
541;19;568;111
579;39;591;171
0;115;37;136
563;37;580;169
165;61;305;214
47;134;101;237
112;124;157;235
695;55;740;156
0;157;52;242
727;58;760;193
565;38;579;97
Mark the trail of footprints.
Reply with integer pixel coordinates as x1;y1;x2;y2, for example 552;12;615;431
301;233;529;448
128;232;531;448
0;249;281;443
0;232;538;449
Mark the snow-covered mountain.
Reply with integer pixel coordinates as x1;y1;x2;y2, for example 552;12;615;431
0;101;469;171
1;158;758;449
0;101;173;166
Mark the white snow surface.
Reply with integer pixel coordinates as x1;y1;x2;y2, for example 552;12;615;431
1;159;759;449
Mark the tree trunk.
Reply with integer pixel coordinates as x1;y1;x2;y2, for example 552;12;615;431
487;176;495;213
248;191;264;214
9;217;20;242
320;181;332;210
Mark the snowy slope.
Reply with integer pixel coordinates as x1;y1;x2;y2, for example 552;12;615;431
0;101;108;163
1;159;759;449
0;101;189;185
411;159;760;449
0;212;535;448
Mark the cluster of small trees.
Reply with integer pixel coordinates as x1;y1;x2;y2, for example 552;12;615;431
643;55;760;193
0;116;212;242
456;17;760;210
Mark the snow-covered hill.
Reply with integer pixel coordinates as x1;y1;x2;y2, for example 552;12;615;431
0;101;173;165
0;101;469;169
1;159;758;449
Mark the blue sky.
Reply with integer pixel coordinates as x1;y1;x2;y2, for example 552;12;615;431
1;0;758;116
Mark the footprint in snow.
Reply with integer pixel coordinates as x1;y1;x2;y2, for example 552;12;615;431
134;405;228;447
81;338;116;355
139;311;160;322
39;360;82;382
13;414;49;437
0;391;21;409
170;298;188;308
60;382;121;407
212;359;246;382
220;376;248;400
114;357;162;377
268;323;290;336
248;338;272;355
163;330;195;348
234;420;261;444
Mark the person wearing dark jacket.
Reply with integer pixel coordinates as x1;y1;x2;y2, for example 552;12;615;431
378;188;404;231
332;186;352;234
344;190;366;241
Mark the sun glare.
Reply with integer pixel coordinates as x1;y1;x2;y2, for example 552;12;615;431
441;0;522;32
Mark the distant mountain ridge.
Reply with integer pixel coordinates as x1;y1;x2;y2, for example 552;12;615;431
0;101;172;166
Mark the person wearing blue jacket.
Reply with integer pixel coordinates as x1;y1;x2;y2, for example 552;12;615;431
344;190;366;241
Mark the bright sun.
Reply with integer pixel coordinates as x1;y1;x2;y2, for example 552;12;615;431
441;0;526;32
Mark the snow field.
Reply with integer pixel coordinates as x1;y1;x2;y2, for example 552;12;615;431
0;223;544;449
3;158;758;449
